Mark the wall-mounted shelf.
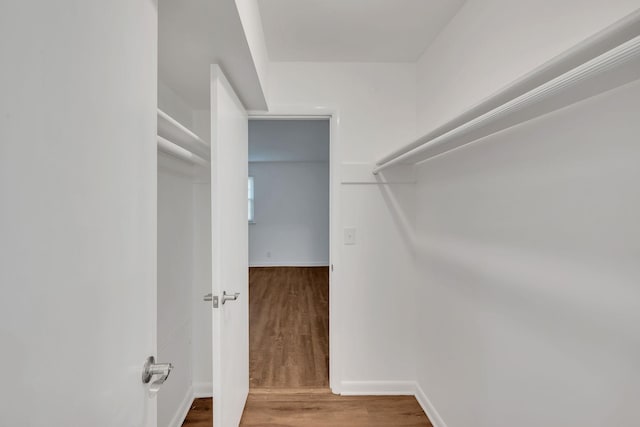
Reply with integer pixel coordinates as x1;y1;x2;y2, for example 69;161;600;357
373;10;640;175
157;109;210;166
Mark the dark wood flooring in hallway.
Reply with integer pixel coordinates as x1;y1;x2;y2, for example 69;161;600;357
250;266;329;389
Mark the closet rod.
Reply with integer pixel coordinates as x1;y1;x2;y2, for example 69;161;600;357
157;136;209;167
157;109;210;158
373;9;640;175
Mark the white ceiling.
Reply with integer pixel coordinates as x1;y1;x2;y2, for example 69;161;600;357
257;0;466;62
249;119;330;162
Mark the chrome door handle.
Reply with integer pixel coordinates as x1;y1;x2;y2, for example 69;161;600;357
222;291;240;305
142;356;173;395
203;293;219;308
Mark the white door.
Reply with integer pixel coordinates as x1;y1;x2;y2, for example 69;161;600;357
210;65;250;426
0;1;158;426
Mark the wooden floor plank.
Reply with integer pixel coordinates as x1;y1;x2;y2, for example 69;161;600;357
182;395;432;427
249;266;329;389
182;398;212;426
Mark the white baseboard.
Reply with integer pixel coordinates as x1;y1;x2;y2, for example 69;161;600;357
414;382;447;427
339;380;416;396
193;382;213;398
168;386;195;427
249;261;329;267
339;380;447;427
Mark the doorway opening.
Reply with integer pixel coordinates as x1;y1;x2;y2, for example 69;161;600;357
247;118;331;391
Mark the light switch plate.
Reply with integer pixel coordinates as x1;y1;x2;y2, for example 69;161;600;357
344;227;356;245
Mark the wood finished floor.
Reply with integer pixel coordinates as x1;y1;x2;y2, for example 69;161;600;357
249;266;329;389
182;267;431;426
182;397;211;426
183;394;432;427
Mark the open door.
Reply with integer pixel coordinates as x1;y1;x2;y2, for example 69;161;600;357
210;65;250;427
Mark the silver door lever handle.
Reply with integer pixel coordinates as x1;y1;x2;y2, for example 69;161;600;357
142;356;173;395
203;293;219;308
222;291;240;304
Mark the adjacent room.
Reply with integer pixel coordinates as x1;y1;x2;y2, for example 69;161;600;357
247;119;330;391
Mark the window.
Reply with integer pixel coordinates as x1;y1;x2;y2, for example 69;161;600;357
248;176;255;223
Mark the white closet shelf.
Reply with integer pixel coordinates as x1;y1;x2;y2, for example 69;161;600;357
157;108;210;160
373;10;640;175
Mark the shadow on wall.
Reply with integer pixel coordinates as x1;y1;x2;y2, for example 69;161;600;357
375;176;418;254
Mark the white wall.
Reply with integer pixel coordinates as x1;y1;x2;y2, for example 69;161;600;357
157;157;195;427
415;78;640;427
416;0;640;134
192;180;213;396
157;80;213;421
267;62;418;390
191;109;214;396
413;3;640;426
193;109;212;146
249;161;329;266
0;1;158;425
159;79;195;129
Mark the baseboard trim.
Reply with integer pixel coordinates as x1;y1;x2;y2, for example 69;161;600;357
339;380;416;396
193;382;213;398
414;382;447;427
339;380;447;427
249;261;329;267
168;386;195;427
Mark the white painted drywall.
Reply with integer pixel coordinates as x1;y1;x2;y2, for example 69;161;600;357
191;110;214;396
416;0;640;135
157;80;213;405
159;79;195;129
413;3;640;426
193;109;213;147
414;78;640;427
192;180;214;397
157;156;196;427
267;63;418;390
0;1;158;425
157;72;213;424
248;162;329;267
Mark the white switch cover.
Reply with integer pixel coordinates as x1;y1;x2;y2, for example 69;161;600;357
344;227;356;245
